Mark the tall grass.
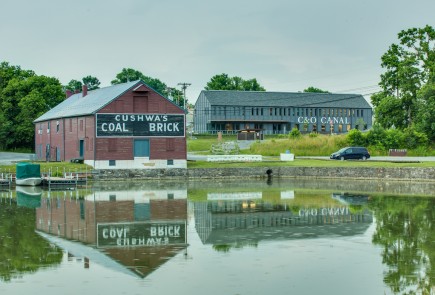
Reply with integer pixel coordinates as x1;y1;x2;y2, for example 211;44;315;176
247;134;349;156
187;135;237;152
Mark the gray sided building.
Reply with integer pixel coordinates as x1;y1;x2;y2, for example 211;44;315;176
194;90;372;135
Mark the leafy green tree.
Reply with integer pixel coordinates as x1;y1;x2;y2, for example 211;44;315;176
0;61;34;90
111;68;169;97
111;68;189;107
371;93;408;129
414;82;435;141
372;25;435;132
65;79;82;92
205;73;266;91
111;68;146;84
241;78;265;91
204;73;234;90
66;76;100;92
82;75;100;90
0;74;64;149
303;86;329;93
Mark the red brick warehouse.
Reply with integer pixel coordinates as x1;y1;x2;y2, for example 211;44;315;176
34;80;187;169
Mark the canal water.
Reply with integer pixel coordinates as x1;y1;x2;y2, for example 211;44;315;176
0;179;433;295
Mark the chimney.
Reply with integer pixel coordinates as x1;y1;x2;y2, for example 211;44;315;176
82;84;88;97
66;89;73;99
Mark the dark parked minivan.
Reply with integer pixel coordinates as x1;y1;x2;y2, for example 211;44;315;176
330;147;370;160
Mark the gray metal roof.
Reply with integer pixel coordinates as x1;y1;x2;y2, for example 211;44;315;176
34;80;142;122
200;90;372;109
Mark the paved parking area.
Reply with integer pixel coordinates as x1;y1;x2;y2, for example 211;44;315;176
0;152;36;165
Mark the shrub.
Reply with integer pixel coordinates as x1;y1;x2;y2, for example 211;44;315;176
366;124;386;147
403;127;429;149
289;128;301;139
347;129;366;146
383;128;405;149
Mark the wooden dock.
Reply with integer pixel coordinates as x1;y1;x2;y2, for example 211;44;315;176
42;176;87;189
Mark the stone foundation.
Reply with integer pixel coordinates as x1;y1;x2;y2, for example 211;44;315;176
91;166;435;182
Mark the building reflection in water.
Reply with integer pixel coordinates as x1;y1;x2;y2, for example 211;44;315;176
194;191;373;246
31;185;373;278
35;186;188;278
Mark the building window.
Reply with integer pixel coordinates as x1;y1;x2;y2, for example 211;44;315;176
167;159;174;165
56;121;60;133
109;160;116;166
361;110;364;116
357;110;360;117
47;121;50;133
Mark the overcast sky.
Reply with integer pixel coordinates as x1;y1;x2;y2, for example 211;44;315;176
1;0;434;104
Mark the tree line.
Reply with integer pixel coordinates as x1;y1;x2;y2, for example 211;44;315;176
0;25;434;151
0;63;267;150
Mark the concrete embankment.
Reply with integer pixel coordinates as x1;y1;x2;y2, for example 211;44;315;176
92;166;435;182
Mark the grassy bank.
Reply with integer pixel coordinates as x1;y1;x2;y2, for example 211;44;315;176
0;162;91;174
188;133;435;156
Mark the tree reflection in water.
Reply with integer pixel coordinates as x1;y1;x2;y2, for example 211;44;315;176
0;199;63;282
369;196;434;294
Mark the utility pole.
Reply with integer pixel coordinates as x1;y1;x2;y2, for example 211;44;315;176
177;82;191;110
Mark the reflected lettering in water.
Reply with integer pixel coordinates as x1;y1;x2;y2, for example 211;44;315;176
0;179;433;295
195;191;373;248
34;184;188;278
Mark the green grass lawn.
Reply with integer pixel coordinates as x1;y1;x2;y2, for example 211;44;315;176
0;162;92;174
